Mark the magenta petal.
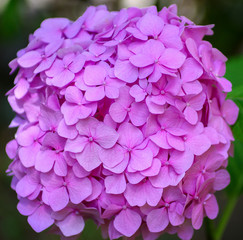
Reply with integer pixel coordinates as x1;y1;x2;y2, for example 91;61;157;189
56;213;84;237
214;169;230;191
114;209;142;237
18;51;42;68
167;133;185;151
150;131;171;149
28;205;54;232
105;174;126;194
147;208;169;232
114;60;138;83
49;186;69;211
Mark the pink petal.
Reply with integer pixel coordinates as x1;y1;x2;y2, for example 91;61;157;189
28;205;54;232
150;131;171;149
114;60;138;83
51;69;75;88
68;177;92;204
17;198;39;216
99;145;124;168
54;154;68;176
17;51;42;68
204;195;218;219
57;119;78;139
85;86;105;101
186;134;211;156
76;143;101;171
56;213;84;237
169;150;194;174
16;175;38;197
129;54;154;67
114;209;142;237
84;65;106;86
105;174;126;194
130;147;153;171
35;150;55;173
109;102;127;123
65;136;87;153
214;169;230;190
95;122;119;148
221;99;239;125
129;102;149;126
160;48;186;69
65;86;84;104
49;186;69;211
19;143;40;168
147;208;169;232
137;13;164;37
191;204;203;230
167;133;185;151
118;123;143;148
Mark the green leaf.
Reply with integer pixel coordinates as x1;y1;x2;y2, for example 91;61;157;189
224;56;243;195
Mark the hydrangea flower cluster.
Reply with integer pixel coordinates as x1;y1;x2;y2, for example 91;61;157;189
6;4;239;240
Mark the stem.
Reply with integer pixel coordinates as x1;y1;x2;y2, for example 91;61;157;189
214;178;243;240
214;193;238;240
205;218;214;240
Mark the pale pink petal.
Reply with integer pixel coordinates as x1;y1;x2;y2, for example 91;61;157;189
99;145;125;168
160;48;186;69
204;195;219;219
137;13;164;37
51;69;75;88
214;169;230;190
129;102;149;126
85;86;105;101
56;213;84;237
18;51;42;68
147;208;169;232
186;134;211;156
130;54;154;67
150;131;171;149
105;174;126;194
54;154;68;176
114;60;138;83
65;136;87;153
49;186;69;211
76;143;101;171
35;150;55;173
95;123;119;148
68;177;92;204
167;133;185;151
28;205;54;232
84;65;106;86
109;102;127;123
114;209;142;237
221;99;239;125
191;204;203;230
130;148;153;171
118;123;143;148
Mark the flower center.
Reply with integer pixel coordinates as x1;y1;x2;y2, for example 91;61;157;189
88;136;94;142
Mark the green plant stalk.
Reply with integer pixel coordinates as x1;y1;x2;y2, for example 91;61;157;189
213;177;243;240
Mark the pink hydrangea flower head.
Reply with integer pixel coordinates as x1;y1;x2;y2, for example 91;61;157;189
6;4;238;240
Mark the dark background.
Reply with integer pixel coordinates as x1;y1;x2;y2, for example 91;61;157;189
0;0;242;239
